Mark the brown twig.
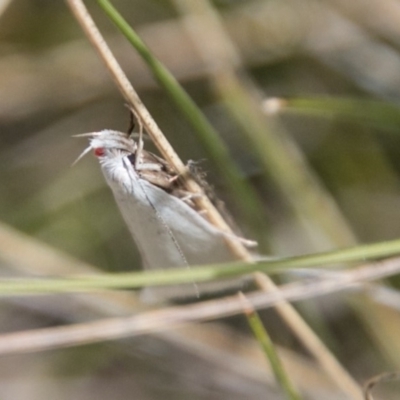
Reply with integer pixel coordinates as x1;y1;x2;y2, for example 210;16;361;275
66;0;251;262
1;256;400;356
170;1;363;398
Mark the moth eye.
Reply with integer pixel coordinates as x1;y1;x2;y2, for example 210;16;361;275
94;147;105;157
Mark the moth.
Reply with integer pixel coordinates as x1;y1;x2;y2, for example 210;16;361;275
76;129;250;301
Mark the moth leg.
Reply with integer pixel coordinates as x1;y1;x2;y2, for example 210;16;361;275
126;104;136;135
138;168;177;190
126;106;145;170
171;189;204;208
136;162;163;172
219;231;258;248
168;175;180;183
180;192;203;203
135;119;144;170
125;105;146;170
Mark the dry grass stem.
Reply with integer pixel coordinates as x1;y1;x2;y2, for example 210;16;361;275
0;222;142;312
171;1;362;398
0;223;312;393
0;0;12;17
0;257;399;357
66;0;251;262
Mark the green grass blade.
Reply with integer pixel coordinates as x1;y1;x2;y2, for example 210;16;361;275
97;0;269;245
266;97;400;131
1;237;400;295
241;293;302;400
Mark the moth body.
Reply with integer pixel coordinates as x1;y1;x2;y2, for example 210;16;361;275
79;129;245;300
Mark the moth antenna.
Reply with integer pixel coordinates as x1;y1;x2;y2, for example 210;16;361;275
125;104;135;135
71;145;93;166
72;132;100;138
127;107;144;169
125;106;142;137
134;128;145;170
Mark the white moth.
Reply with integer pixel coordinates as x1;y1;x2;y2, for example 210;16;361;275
76;129;248;301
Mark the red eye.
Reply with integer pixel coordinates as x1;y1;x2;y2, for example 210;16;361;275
94;147;105;157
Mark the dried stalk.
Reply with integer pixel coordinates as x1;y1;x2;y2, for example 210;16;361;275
66;0;251;262
171;1;363;398
1;256;400;355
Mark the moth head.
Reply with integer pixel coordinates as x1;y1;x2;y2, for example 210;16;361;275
73;130;137;165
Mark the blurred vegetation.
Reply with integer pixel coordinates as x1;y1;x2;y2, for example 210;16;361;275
2;0;400;399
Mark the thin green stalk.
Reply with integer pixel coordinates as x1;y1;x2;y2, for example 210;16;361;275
1;237;400;295
219;75;358;247
240;293;302;400
271;97;400;132
96;0;269;247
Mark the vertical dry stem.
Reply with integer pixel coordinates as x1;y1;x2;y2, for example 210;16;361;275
66;0;252;262
171;1;363;398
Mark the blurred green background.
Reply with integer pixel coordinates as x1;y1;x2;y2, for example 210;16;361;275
2;0;400;399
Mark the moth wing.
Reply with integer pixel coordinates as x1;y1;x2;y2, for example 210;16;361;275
100;155;246;301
